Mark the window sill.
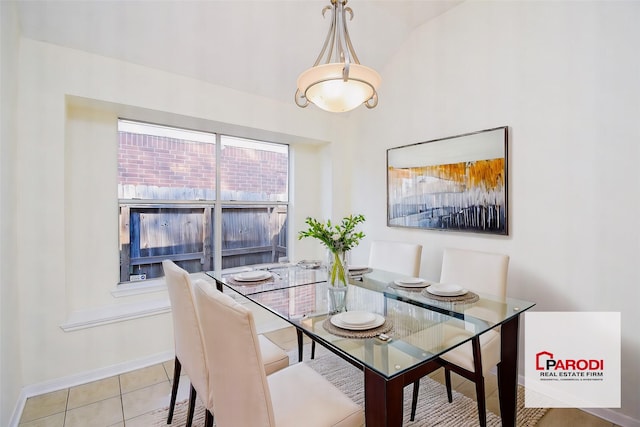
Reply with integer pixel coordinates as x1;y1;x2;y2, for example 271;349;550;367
110;271;217;298
60;298;171;332
111;278;167;298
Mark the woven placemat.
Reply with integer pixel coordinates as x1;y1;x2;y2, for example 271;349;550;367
420;289;480;304
322;316;393;339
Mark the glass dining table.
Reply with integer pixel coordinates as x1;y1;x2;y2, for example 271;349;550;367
206;264;535;427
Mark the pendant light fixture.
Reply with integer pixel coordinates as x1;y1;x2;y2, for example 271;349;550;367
295;0;381;113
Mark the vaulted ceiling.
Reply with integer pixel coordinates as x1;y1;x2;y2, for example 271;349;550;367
17;1;462;105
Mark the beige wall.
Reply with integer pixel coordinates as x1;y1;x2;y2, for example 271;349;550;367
1;1;23;425
348;1;640;424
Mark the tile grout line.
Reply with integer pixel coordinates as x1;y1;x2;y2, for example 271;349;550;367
118;373;125;426
62;387;69;427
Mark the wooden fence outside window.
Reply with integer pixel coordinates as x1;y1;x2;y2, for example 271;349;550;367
119;202;287;283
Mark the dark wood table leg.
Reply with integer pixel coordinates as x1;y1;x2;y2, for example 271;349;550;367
364;368;404;427
498;315;520;427
296;328;304;362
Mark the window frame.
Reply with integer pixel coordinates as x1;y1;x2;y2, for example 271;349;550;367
117;120;290;284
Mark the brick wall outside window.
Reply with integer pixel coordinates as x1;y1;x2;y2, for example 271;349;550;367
118;132;288;195
220;145;288;195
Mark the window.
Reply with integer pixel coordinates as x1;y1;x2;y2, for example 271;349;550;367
118;120;289;283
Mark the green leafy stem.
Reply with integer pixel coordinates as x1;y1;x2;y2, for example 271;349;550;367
330;250;348;287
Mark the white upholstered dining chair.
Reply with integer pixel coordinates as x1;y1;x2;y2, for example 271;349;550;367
409;248;510;426
368;240;423;276
162;260;289;426
193;279;365;427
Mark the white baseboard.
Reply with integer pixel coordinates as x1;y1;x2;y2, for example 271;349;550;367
580;408;640;427
8;350;174;427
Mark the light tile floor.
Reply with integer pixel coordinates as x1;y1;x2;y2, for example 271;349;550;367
18;324;620;427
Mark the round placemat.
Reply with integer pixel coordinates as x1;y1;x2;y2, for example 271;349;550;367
322;315;393;339
420;289;480;304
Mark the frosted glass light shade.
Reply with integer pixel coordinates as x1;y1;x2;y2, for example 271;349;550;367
297;63;382;112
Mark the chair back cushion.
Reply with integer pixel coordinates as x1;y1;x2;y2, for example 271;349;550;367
368;240;423;276
194;280;275;427
161;260;209;400
439;249;509;373
440;248;509;298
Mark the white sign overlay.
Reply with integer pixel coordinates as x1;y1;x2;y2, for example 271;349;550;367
525;312;620;408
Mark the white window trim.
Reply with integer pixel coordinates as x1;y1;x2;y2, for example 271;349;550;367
61;272;218;332
59;298;171;332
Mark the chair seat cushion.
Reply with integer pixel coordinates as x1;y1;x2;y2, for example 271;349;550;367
268;363;364;427
440;329;501;374
258;334;289;375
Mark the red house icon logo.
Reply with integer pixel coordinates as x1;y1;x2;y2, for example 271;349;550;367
536;351;553;370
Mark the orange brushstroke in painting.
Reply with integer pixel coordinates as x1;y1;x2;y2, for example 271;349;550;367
468;159;505;189
393;159;504;190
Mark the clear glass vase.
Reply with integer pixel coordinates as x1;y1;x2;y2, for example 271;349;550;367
326;250;348;313
327;250;349;288
328;285;347;314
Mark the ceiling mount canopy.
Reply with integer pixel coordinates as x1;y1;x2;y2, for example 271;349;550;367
295;0;381;113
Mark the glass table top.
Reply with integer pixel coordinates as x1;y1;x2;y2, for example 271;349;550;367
358;269;535;328
206;265;535;380
208;264;328;295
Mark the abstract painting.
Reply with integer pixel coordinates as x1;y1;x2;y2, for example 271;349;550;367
387;127;508;235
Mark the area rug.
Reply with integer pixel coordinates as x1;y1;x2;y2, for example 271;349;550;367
150;350;547;426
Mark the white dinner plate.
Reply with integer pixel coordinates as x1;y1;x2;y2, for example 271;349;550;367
393;280;428;289
426;283;468;297
232;271;272;282
397;277;424;284
393;277;427;288
330;312;385;330
335;311;376;326
297;260;321;269
348;265;369;272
